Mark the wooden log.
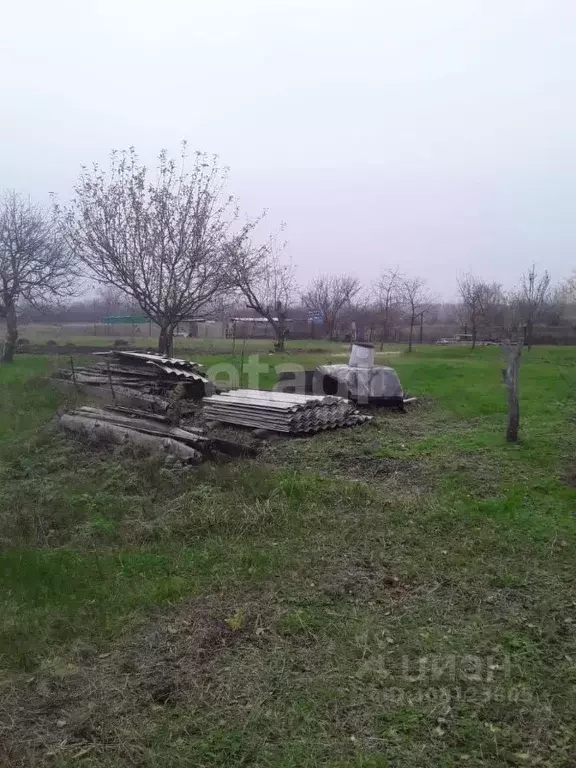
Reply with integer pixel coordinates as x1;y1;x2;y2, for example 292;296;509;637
70;408;253;456
68;374;112;385
56;413;203;463
72;407;209;445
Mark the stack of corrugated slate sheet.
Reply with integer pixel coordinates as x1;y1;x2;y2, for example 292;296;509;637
202;389;371;434
51;350;214;405
101;350;209;384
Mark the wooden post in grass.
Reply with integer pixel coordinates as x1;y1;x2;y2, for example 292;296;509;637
239;337;247;388
231;319;237;357
502;342;522;442
70;356;78;392
106;360;117;403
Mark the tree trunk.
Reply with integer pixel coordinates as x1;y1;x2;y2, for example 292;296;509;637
503;343;522;442
1;298;18;364
471;320;477;349
274;325;285;351
273;315;287;351
408;317;414;352
379;323;386;351
419;313;424;344
158;324;175;357
380;310;389;351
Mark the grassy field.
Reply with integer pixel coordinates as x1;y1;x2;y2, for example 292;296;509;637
0;345;575;767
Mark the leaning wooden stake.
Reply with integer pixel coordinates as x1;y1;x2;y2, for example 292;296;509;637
239;337;247;387
106;360;116;403
69;356;78;392
502;342;522;443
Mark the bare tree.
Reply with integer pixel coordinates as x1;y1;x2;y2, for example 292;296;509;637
97;285;131;317
229;239;296;351
400;276;431;352
59;145;256;357
0;191;76;363
555;270;576;309
516;264;551;349
458;275;505;347
479;283;507;339
373;268;403;349
498;265;550;442
566;270;576;300
542;271;576;333
301;274;361;340
457;274;484;348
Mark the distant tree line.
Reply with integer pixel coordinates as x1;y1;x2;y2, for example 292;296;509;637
1;143;576;361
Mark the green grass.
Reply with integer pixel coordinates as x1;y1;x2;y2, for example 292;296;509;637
0;346;575;766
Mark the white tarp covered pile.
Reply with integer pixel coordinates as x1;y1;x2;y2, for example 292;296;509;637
315;364;403;404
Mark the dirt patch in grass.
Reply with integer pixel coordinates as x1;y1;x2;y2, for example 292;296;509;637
329;454;427;485
0;590;275;765
316;557;410;601
0;564;423;766
266;441;431;490
563;465;576;487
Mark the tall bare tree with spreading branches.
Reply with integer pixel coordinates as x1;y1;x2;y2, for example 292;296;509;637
515;264;551;349
458;274;507;346
228;239;296;350
301;274;360;340
374;268;402;349
0;191;75;363
400;276;432;352
59;145;257;357
457;273;485;348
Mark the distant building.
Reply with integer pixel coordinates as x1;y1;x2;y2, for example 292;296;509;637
177;317;224;338
226;316;294;339
178;314;298;340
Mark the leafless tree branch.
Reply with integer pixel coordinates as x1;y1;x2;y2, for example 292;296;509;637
228;237;296;350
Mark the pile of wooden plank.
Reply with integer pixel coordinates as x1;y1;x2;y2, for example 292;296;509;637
51;350;214;411
56;405;255;463
202;389;372;434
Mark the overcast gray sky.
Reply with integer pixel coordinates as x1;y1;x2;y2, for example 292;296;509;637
1;0;575;298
